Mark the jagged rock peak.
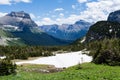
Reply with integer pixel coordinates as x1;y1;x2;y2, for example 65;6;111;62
107;10;120;23
6;11;31;19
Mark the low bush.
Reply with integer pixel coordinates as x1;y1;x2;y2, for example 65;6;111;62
0;58;16;76
88;38;120;66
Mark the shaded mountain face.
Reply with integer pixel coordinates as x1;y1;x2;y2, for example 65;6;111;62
39;20;91;41
108;10;120;23
0;11;70;46
85;21;120;42
84;10;120;43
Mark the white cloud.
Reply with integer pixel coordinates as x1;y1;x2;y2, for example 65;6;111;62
36;0;120;26
36;14;81;26
0;0;31;5
54;8;64;11
58;15;79;24
59;13;64;17
0;0;11;5
13;0;31;3
72;5;76;9
78;0;88;3
79;0;120;22
0;12;7;17
36;17;55;26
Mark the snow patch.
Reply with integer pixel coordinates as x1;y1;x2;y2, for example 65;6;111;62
0;56;6;59
109;29;112;33
3;25;19;31
81;37;86;43
16;51;92;68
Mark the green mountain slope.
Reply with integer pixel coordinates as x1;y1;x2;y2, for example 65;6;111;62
10;27;70;46
0;28;26;46
0;28;12;37
85;21;120;42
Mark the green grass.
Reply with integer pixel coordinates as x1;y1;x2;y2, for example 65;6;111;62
0;29;13;37
0;63;120;80
7;39;26;46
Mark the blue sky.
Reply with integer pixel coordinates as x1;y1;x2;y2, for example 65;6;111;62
0;0;120;26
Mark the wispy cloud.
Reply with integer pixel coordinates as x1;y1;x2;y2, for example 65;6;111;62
0;0;31;5
54;8;64;11
59;13;64;17
78;0;88;3
72;5;76;9
13;0;31;3
35;14;81;26
0;0;11;5
36;17;56;26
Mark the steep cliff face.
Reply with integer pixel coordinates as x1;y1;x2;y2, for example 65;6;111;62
85;21;120;42
108;10;120;23
82;10;120;43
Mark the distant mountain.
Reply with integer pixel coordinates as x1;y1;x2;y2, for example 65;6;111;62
0;11;70;46
39;20;92;41
108;10;120;23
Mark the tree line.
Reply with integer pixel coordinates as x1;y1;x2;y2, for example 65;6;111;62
0;44;84;60
87;38;120;66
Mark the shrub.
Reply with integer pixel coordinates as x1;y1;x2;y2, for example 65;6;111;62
0;59;16;76
89;38;120;66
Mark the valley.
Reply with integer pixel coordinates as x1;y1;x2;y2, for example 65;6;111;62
0;1;120;80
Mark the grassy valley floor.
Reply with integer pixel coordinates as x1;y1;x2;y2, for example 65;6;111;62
0;63;120;80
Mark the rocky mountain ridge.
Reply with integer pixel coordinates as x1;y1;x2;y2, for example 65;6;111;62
0;11;70;46
39;20;92;41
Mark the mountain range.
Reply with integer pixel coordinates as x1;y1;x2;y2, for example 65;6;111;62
1;10;120;46
39;20;91;41
0;11;92;46
0;11;71;46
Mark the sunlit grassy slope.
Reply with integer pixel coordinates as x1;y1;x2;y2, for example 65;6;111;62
0;63;120;80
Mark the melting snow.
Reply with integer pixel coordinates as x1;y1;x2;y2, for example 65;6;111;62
0;56;6;59
109;29;112;33
16;51;92;68
81;37;86;43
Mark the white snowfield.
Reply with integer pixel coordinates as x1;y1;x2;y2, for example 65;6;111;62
0;56;6;59
16;51;92;68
